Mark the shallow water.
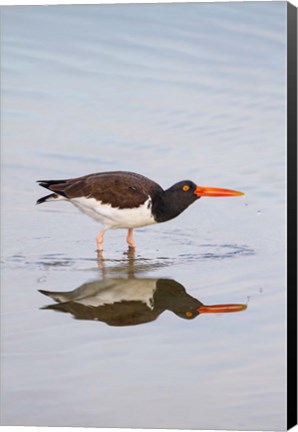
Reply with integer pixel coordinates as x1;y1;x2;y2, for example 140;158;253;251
1;3;287;430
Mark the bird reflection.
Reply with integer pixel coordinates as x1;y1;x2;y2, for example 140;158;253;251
39;277;247;327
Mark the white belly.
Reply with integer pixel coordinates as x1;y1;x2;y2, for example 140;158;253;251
77;279;158;309
45;278;158;309
70;196;156;229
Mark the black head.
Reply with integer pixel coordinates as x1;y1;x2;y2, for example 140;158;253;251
152;179;244;223
153;279;247;319
152;180;200;223
168;180;200;198
166;180;201;208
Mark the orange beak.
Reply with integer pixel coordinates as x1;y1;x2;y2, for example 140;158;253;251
195;186;244;197
198;303;247;314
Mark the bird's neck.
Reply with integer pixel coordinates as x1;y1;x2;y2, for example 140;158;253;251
152;189;192;223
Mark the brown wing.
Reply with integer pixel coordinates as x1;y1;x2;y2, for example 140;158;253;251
42;301;160;326
37;171;163;209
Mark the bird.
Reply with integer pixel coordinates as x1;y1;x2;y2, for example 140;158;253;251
36;170;244;250
39;277;247;327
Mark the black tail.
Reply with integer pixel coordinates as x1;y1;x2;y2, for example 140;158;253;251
36;193;59;205
37;179;67;190
39;289;53;297
36;179;68;204
39;289;69;303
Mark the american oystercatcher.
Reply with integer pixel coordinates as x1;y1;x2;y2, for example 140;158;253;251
39;278;247;326
36;171;244;250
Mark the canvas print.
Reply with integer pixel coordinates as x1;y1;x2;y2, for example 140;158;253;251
1;1;297;430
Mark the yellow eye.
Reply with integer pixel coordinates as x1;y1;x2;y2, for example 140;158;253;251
185;311;193;317
182;185;190;191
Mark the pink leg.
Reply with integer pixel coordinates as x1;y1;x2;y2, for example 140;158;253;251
96;229;106;251
126;228;136;248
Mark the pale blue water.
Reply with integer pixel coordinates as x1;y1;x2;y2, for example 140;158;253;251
1;2;287;430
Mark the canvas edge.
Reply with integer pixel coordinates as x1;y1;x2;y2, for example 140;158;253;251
287;1;298;430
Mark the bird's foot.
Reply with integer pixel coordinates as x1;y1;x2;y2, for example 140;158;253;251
97;249;104;260
124;247;136;259
96;229;105;251
126;228;136;249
